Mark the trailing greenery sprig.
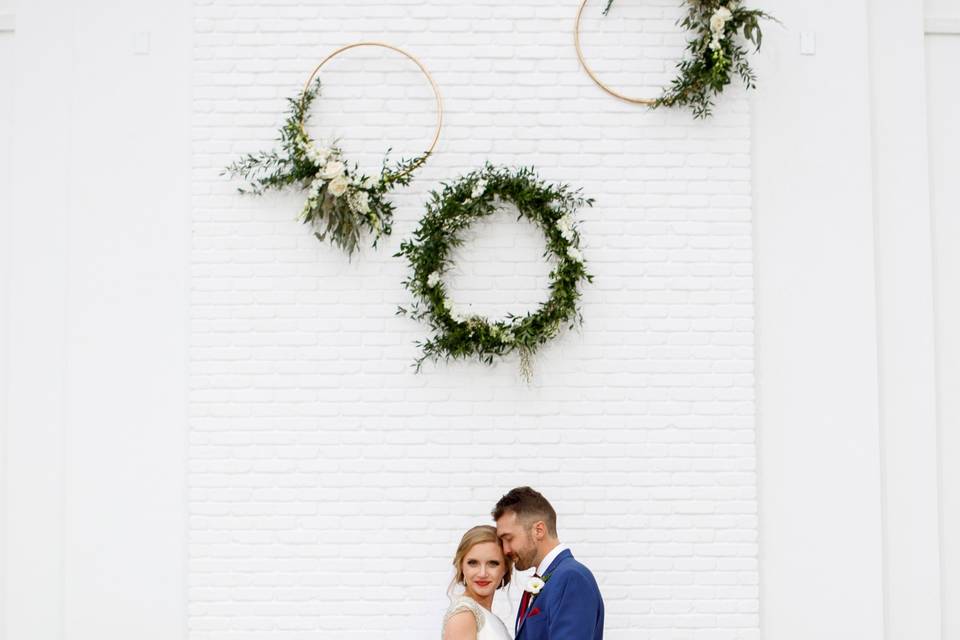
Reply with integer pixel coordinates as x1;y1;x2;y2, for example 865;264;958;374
396;164;593;381
224;79;427;255
603;0;777;118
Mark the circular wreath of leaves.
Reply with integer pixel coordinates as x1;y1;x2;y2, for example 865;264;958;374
602;0;777;118
396;164;594;380
224;79;426;256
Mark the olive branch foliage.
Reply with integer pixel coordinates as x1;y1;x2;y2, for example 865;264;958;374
603;0;777;118
396;165;593;380
224;79;427;255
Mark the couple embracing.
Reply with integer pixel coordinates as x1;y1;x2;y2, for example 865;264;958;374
443;487;604;640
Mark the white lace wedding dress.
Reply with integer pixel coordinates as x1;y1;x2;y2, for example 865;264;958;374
442;595;512;640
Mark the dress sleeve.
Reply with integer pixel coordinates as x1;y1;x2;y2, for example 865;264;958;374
442;597;485;636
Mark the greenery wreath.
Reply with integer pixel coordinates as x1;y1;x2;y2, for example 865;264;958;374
396;164;593;380
591;0;776;118
225;79;427;256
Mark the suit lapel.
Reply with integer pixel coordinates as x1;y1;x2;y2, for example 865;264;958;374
517;550;573;636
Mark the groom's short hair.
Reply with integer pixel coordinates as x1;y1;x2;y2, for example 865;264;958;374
492;486;558;537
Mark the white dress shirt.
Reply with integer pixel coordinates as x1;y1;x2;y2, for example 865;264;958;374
536;543;569;577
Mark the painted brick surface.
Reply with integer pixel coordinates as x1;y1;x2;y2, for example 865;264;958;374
191;0;758;637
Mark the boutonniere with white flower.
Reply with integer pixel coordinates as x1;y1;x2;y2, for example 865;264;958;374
525;572;553;596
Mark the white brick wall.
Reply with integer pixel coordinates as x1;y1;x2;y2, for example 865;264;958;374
191;0;757;637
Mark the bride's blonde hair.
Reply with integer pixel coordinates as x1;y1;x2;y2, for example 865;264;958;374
450;525;513;593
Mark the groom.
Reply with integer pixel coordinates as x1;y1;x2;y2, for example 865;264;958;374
493;487;604;640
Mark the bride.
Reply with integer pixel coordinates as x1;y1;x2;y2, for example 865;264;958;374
442;525;514;640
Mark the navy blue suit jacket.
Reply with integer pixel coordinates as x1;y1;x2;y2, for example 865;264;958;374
515;549;604;640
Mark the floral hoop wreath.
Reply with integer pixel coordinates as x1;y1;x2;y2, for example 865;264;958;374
575;0;776;118
226;42;444;255
396;164;593;381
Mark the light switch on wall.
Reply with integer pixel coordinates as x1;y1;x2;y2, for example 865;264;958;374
133;32;150;55
800;31;816;55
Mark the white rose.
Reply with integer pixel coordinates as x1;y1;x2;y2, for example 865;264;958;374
710;7;732;34
328;175;349;197
322;160;345;179
526;577;546;595
567;246;584;263
362;176;376;189
426;272;441;288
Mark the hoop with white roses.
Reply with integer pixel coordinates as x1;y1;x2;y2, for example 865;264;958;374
396;164;593;381
225;43;443;256
577;0;777;118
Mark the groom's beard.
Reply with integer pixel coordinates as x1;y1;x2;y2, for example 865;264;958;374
512;546;538;571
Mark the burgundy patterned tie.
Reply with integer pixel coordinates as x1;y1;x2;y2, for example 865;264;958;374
517;574;541;633
516;589;531;634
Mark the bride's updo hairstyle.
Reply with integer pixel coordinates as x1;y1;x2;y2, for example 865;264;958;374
450;525;513;592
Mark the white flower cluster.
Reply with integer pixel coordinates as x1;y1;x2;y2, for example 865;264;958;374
470;178;488;200
556;214;577;243
432;272;516;343
323;160;349;197
566;246;584;263
442;298;481;325
556;214;583;262
304;142;330;167
298;138;378;221
349;190;370;215
443;299;518;344
708;5;733;51
442;298;467;323
492;324;516;344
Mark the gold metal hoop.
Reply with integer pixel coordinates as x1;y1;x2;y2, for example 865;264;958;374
574;0;657;105
299;41;444;180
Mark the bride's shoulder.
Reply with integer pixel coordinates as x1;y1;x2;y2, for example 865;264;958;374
442;596;486;633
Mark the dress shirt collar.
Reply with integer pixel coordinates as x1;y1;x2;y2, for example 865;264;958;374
536;543;568;577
